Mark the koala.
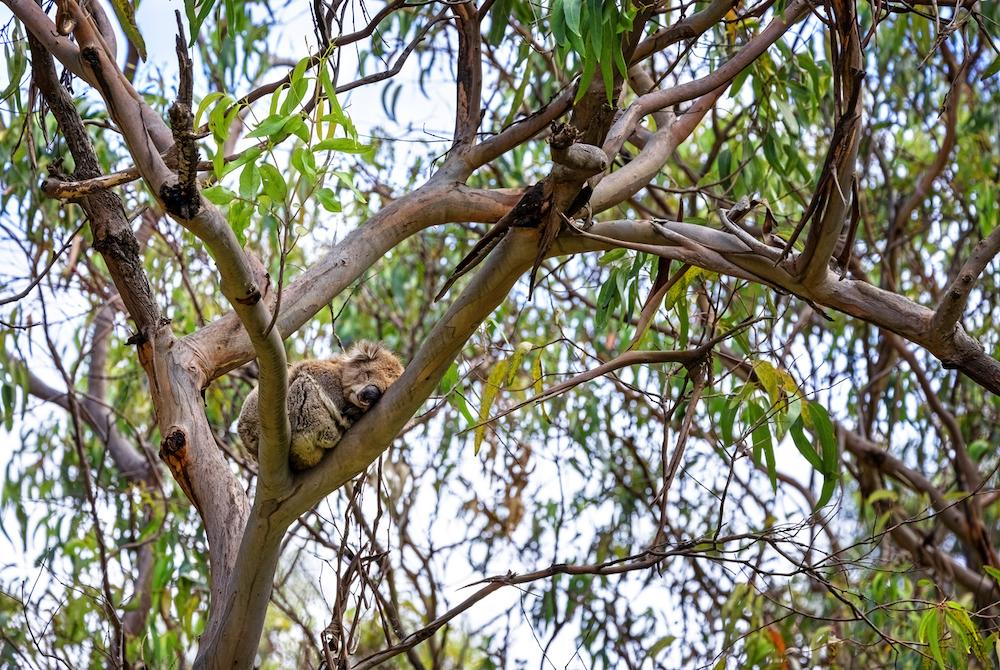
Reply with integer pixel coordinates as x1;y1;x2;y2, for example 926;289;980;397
237;341;404;471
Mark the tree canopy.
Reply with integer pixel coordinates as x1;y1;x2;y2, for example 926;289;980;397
0;0;998;668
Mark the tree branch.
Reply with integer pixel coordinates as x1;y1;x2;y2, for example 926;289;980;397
602;0;811;162
559;219;1000;395
451;3;482;150
591;83;729;213
793;0;864;286
460;87;575;175
931;224;1000;334
4;0;172;150
183;181;516;382
56;3;293;493
631;0;740;63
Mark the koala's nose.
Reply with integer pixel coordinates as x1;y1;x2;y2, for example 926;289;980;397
358;385;382;405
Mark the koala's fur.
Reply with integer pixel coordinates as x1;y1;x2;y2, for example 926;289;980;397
237;341;404;471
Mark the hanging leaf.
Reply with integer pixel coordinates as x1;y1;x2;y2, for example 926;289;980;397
475;359;510;454
111;0;147;61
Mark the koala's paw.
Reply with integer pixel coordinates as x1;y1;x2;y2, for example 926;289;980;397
289;434;326;471
316;423;345;448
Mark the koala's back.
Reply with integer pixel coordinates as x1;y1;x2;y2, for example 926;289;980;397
236;358;346;460
289;358;349;406
236;342;404;471
284;358;355;469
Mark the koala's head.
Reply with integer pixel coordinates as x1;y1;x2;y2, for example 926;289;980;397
342;341;405;418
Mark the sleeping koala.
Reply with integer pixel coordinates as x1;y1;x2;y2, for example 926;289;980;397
237;341;404;471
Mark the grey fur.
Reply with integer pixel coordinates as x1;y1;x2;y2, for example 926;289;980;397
237;342;404;471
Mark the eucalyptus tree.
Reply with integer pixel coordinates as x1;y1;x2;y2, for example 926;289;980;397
0;0;998;668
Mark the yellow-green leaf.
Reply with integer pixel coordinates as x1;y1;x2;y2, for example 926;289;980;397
507;341;533;385
752;360;782;405
111;0;147;61
475;359;510;454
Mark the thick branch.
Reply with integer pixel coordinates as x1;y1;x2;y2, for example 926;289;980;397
59;3;293;493
794;2;863;286
461;88;574;174
591;83;728;213
25;26;161;337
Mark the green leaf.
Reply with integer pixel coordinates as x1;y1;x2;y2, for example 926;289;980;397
598;248;626;266
314;137;370;154
595;268;619;329
531;354;545;398
588;0;603;55
185;0;218;47
333;171;367;203
281;77;310;115
647;635;676;660
807;401;838;475
921;607;946;670
284;116;310;143
289;55;311;88
318;62;351;134
745;402;775;489
507;341;533;384
775;98;799;135
209;94;233;143
752;360;783;406
195;92;228;129
202;185;236;205
599;20;615;105
969;439;990;461
314;187;341;213
763;134;784;175
238;164;260;200
563;0;582;36
291;146;317;180
110;0;147;61
789;418;823;471
475;359;510;454
816;477;837;510
246;114;294;139
486;0;513;45
502;58;534;128
980;55;1000;81
1;29;27;103
550;0;566;46
221;146;263;177
729;66;752;96
2;384;13;432
259;163;287;203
